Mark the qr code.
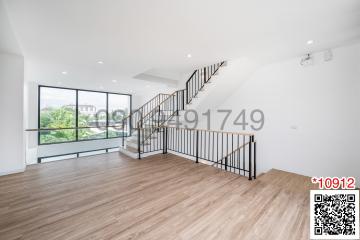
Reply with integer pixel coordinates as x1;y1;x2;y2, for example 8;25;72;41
310;190;359;240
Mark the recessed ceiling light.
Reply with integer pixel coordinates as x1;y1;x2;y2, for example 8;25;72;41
112;79;117;83
61;71;68;75
307;40;314;45
187;54;192;58
97;61;104;64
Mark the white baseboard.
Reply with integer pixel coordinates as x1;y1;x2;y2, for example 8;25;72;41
0;167;26;177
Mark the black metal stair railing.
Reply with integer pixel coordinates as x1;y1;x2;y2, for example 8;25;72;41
121;62;247;166
137;126;256;180
120;61;225;141
139;89;186;128
135;61;225;136
134;89;186;148
120;93;170;141
186;61;225;104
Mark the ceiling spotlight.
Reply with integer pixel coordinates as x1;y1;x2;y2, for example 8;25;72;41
307;40;314;45
97;61;104;64
187;54;192;58
61;71;68;75
112;79;117;83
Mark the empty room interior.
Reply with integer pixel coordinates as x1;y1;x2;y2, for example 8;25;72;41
0;0;359;239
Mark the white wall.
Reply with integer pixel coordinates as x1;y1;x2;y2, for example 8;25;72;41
0;0;25;175
200;43;360;183
0;52;25;175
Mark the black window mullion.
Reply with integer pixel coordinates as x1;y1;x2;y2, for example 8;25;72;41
106;93;109;139
37;85;41;144
76;90;79;141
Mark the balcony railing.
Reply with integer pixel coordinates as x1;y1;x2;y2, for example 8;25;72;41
135;126;256;180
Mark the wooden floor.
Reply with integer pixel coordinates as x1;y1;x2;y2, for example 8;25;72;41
0;152;314;240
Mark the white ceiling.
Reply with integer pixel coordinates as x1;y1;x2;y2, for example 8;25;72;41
3;0;360;85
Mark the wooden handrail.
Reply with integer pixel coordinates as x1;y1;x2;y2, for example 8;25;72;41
25;125;125;131
134;125;255;137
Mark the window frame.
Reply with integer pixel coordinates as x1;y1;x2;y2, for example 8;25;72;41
38;85;132;145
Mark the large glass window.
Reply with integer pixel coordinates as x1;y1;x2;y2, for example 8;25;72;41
78;91;107;140
108;93;131;138
38;86;131;145
39;87;77;144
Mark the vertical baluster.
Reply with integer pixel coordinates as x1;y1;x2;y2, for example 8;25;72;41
122;119;125;147
187;129;189;155
254;137;256;179
173;128;175;151
212;132;215;162
231;134;235;171
177;128;179;152
225;156;228;171
226;133;229;166
243;135;245;176
205;67;208;82
249;135;253;180
163;127;167;154
217;132;219;167
204;130;206;160
207;131;210;161
192;74;195;100
196;70;197;95
149;125;152;151
200;130;203;159
237;135;240;174
184;129;186;154
181;89;184;110
198;69;200;90
196;130;199;163
173;128;175;152
138;126;141;159
192;130;194;156
158;105;160;130
179;128;182;153
221;133;224;169
169;128;172;150
198;70;200;92
182;129;185;153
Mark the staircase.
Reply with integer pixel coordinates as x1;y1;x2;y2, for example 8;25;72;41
118;61;257;180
